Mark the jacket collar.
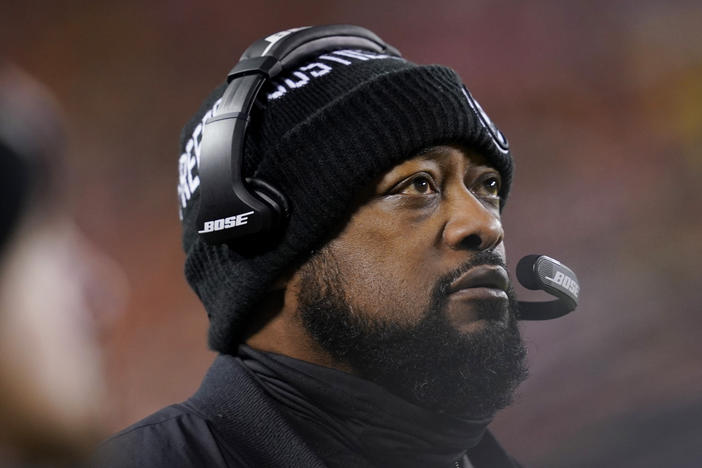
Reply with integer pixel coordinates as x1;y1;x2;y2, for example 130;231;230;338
189;354;326;467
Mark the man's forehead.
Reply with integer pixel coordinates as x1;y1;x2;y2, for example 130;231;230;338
388;145;493;173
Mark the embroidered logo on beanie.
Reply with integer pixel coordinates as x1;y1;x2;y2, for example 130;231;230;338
267;49;404;100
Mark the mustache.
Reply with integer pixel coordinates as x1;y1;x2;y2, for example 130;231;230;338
434;250;508;298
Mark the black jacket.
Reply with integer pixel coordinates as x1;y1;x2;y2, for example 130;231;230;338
94;355;520;467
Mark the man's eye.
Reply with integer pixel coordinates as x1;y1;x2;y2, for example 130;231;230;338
412;177;431;193
473;174;501;199
483;176;500;196
400;174;436;195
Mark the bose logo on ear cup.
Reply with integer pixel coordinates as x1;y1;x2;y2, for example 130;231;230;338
198;211;255;234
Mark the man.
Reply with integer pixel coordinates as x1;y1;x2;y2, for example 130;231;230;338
98;26;530;467
0;63;125;465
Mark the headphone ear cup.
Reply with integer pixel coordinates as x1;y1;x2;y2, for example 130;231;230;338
245;177;289;228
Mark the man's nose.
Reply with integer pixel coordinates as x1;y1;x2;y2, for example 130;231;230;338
442;190;504;251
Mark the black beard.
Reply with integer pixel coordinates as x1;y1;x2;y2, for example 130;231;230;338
298;249;528;418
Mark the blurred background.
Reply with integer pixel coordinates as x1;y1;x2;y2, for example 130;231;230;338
1;0;700;466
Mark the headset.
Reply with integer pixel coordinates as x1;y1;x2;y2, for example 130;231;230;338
196;24;400;245
195;25;580;320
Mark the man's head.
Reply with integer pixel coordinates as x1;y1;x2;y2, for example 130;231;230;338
178;27;525;416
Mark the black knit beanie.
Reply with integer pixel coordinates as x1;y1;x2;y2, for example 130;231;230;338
178;46;514;354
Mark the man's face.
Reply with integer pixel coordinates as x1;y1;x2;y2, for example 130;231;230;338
294;145;527;416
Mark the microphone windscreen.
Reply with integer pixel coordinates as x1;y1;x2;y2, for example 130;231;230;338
516;254;543;290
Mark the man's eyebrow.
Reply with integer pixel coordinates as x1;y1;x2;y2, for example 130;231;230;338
415;145;450;158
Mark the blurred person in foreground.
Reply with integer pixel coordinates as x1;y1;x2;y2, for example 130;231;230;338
96;25;577;467
0;63;125;465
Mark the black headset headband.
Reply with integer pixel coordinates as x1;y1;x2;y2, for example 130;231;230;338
196;25;400;245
